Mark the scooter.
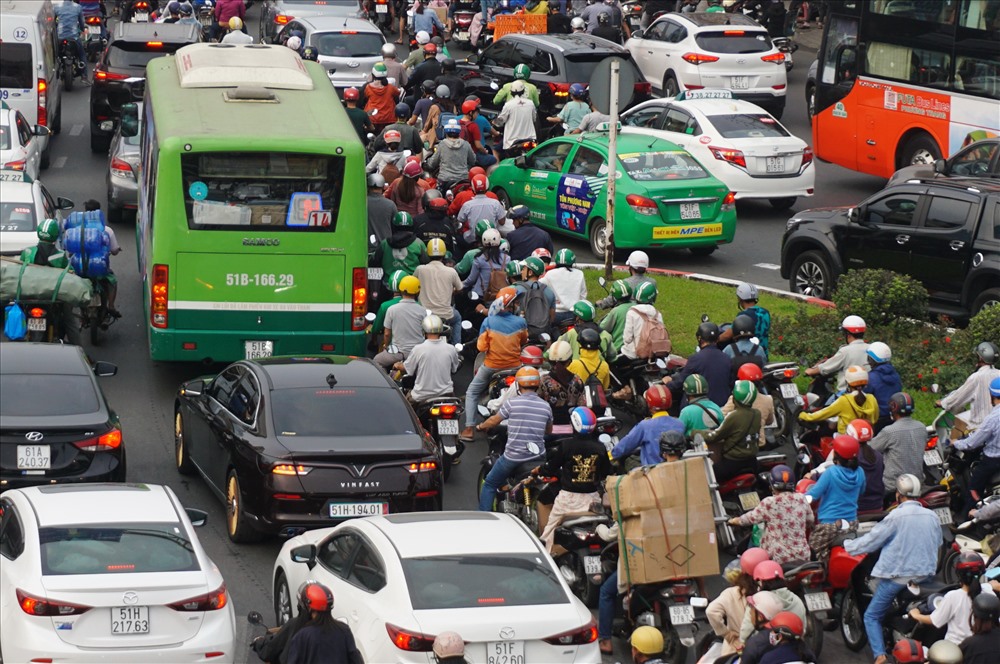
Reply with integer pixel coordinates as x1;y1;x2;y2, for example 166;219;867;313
414;396;465;481
84;16;107;63
551;502;613;607
771;36;798;72
127;0;153;22
58;39;86;92
365;0;393;32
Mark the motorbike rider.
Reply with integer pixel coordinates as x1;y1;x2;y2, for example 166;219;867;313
722;363;774;449
599;280;635;355
557;301;614;360
517;256;557;336
865;341;903;432
952;376;1000;516
367;174;397;247
396;313;461;402
808;418;885;514
494;81;538;159
741;563;808;644
806;433;865;560
413;238;463;343
82;200;121;317
363;63;402;135
409;46;443;105
506;205;554;261
374;275;426;370
667;321;733;407
703;380;762;482
910;551;993;645
427;119;476;194
457;99;497;168
176;3;200;28
937;341;1000;431
454;219;496;279
22;219;63;267
707;549;768;656
284;582;362;664
449;167;495;218
434;58;465;106
212;0;245;41
376;211;427;286
730;465;813;565
679;374;724;437
745;611;814;664
403;31;431;69
540;248;587;328
804;314;870;397
462;228;509;300
412;1;446;39
432;631;468;664
724;315;768;376
476;366;553;509
458;175;507;245
618;281;666;365
720;281;773;355
570;15;587;32
414;190;456;254
494;64;541;107
611;385;684;466
159;1;181;23
370;103;423;156
592;10;623;43
367;129;409;178
597;251;653;308
221;16;252;43
844;473;943;664
378;43;408;90
629;626;666;664
55;0;87;72
251;581;318;664
370;270;407;343
343;87;374;144
547;1;572;33
961;592;1000;664
737;590;786;663
546;83;591;132
869;392;926;499
798;365;879;433
566;328;609;390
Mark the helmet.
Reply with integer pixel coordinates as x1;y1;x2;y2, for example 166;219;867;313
371;61;388;78
367;173;386;189
427;238;447;258
841;315;866;335
634;281;658;304
167;1;181;13
833;434;860;460
393;211;414;228
344;87;360;101
955;551;986;584
381;42;397;58
740;548;770;576
475;218;497;239
496;286;521;310
732;315;755;339
972;592;1000;621
571;406;598;434
515;366;540;388
977;341;999;365
683;374;709;397
444;118;462;136
573;300;596;322
896;473;922;498
422;313;445;334
888;392;914;416
571;16;585;29
416;30;430;44
697;322;720;343
845;419;874;443
736;282;759;301
433;631;465;659
769;465;795;491
626;250;649;269
510;80;526;95
532;247;552;263
769;612;804;639
384;129;402;145
548;339;573;362
523;256;546;277
442;57;456;71
737;363;763;382
509;205;530;220
554;248;575;267
424;42;438;55
513;64;531;80
629;626;663;656
228;16;243;30
520;345;544;367
178;2;193;15
748;590;783;621
732;380;758;407
505;261;522;280
462;99;479;115
301;46;318;62
468;165;486;179
481;228;502;247
659;430;687;457
398;275;420;295
298;581;333;612
569;83;587;98
36;218;59;243
598;10;610;23
752;560;784;581
611;280;633;302
395;102;411;119
991;376;1000;398
845;365;869;387
403;161;423;178
388;270;407;293
644;384;672;412
422;188;443;207
471;174;489;193
867;341;892;364
579;328;602;351
421;79;437;94
892;639;925;664
435;84;450;99
927;640;963;664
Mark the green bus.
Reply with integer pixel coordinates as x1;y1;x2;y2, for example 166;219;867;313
136;43;368;362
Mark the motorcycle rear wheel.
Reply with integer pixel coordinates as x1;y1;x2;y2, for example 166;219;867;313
840;589;867;651
63;60;74;92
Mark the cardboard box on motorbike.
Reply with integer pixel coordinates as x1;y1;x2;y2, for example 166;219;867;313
606;458;719;584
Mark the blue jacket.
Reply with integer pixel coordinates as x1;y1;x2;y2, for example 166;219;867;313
612;413;684;466
868;362;903;418
668;345;733;408
844;500;941;580
807;464;865;523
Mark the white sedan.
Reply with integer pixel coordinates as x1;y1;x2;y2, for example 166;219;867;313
621;91;815;210
1;102;48;181
0;170;74;256
272;511;600;664
0;484;236;663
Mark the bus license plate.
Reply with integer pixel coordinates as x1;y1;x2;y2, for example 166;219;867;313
27;317;46;332
924;449;942;466
779;382;799;399
679;203;700;219
487;640;524;664
584;555;601;575
111;606;149;634
17;445;50;470
328;502;387;518
245;341;273;359
438;419;460;435
731;76;749;89
804;592;832;612
738;491;760;511
934;507;953;525
668;604;695;625
766;157;785;173
376;4;388;11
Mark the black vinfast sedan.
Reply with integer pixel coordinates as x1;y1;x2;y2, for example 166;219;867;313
0;343;122;489
175;356;443;543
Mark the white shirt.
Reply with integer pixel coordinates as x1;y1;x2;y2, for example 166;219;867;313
221;30;254;44
540;266;587;313
930;584;996;644
496;96;537;149
941;365;1000;429
621;304;662;360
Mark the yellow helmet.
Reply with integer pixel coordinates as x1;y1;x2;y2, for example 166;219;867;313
630;626;664;655
228;16;243;30
399;275;420;295
427;238;447;258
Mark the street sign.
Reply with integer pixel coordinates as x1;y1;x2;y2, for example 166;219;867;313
588;56;638;115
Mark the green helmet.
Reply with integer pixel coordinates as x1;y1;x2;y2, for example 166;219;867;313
634;281;658;304
513;64;531;80
388;269;408;292
683;373;709;397
733;380;758;407
611;279;633;302
505;260;522;280
372;61;389;78
573;300;596;322
475;218;497;239
393;211;414;228
523;256;545;277
554;248;575;267
37;218;60;243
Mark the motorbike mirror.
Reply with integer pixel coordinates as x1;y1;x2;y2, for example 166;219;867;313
490;81;499;90
690;597;709;608
366;132;375;140
468;291;480;301
804;494;813;504
930;383;939;393
750;336;759;345
598;276;607;289
369;233;377;243
365;312;376;323
461;320;473;330
403;149;412;158
370;108;379;116
247;611;264;626
700;313;709;323
540;333;551;343
692;433;705;447
655;358;667;369
477;404;491;418
598;433;612;447
454;343;464;352
386;343;400;354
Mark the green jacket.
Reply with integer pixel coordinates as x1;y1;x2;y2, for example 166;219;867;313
701;403;761;460
679;398;724;437
558;324;615;362
455;247;481;279
599;301;634;353
379;237;427;285
493;81;540;108
372;295;401;336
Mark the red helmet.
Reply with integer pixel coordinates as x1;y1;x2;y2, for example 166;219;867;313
644;385;672;412
736;364;764;382
423;42;438;54
740;547;770;576
833;434;860;460
469;166;486;179
462;99;480;115
471;173;489;193
520;345;544;367
428;197;448;209
795;478;817;494
892;639;924;664
768;611;804;638
298;582;333;612
532;248;552;262
845;419;874;443
343;87;359;101
752;560;785;581
955;551;986;580
403;161;423;178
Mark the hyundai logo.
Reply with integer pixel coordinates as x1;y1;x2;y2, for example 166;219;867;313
499;627;515;639
24;431;44;442
348;61;359;68
122;591;139;605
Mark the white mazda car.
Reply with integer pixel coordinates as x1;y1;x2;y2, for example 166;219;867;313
272;511;600;664
0;483;236;663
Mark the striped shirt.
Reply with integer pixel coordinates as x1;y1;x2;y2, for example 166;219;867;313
499;392;552;462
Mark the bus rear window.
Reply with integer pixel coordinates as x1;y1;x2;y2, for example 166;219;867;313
180;152;346;231
0;43;34;89
694;31;771;54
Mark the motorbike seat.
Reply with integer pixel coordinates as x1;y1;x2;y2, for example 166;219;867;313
912;580;958;599
718;473;757;494
560;514;612;529
509;460;540;483
781;560;824;577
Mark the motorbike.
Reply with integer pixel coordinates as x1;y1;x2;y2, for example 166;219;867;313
608;354;684;419
618;574;710;664
782;559;829;656
451;4;477;49
622;0;643;32
943;501;1000;582
759;361;802;446
83;16;107;63
551;502;614;607
365;0;393;32
500;139;537;161
366;234;385;314
715;451;787;555
771;36;798;72
414;396;465;481
82;278;118;345
16;300;75;343
127;0;153;22
58;39;85;92
193;0;215;39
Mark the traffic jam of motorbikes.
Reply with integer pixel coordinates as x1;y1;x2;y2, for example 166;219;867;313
1;0;999;663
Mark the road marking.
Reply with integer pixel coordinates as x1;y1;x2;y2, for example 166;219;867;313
53;156;68;169
754;263;781;270
69;123;84;136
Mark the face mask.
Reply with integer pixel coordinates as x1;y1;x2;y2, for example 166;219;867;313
768;631;782;647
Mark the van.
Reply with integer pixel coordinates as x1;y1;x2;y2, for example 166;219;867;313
0;0;62;168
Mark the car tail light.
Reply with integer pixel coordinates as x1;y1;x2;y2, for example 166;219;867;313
4;160;25;171
772;84;786;90
37;78;47;127
151;263;168;329
275;14;293;24
28;307;45;318
801;146;813;168
168;583;228;612
430;404;458;418
17;589;91;616
352;267;366;331
111;157;135;180
722;191;736;211
626;193;658;216
681;52;719;65
761;52;786;64
633;81;652;96
548;82;570;98
406;460;438;472
709;146;746;168
73;428;123;451
147;41;163;47
272;464;311;475
724;30;745;35
95;69;129;81
543;619;598;645
386;623;436;651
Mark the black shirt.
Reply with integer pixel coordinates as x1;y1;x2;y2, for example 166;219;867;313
539;434;612;493
434;73;466;104
961;630;1000;664
286;621;363;664
414;212;457;254
410;59;443;93
507;223;554;260
547;12;572;33
592;25;622;44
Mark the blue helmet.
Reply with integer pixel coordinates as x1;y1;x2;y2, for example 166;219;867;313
569;83;588;98
990;376;1000;398
570;407;598;435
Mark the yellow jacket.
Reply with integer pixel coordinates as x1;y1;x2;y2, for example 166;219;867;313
799;392;879;434
568;349;610;389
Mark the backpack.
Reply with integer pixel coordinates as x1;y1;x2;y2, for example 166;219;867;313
380;160;401;184
582;359;608;411
730;342;765;383
634;310;671;359
435;110;460;141
522;282;551;338
485;266;509;302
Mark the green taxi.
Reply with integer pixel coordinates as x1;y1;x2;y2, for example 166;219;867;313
490;131;737;258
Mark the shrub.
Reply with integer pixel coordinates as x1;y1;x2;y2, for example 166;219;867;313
962;303;1000;350
831;269;929;326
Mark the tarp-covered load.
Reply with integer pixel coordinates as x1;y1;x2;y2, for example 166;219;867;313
1;258;94;308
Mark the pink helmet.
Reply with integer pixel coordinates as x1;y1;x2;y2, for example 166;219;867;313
740;547;770;576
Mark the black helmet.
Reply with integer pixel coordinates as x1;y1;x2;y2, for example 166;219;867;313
888;392;914;416
421;79;437;94
598;10;610;23
579;328;601;351
301;46;318;61
955;551;986;586
973;592;1000;621
395;102;411;119
422;188;443;207
442;57;456;72
697;322;720;344
769;464;795;491
659;430;687;457
732;315;755;339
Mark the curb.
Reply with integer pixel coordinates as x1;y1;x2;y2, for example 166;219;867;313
577;262;836;309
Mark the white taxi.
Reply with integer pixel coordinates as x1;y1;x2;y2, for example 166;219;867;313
621;90;815;211
1;102;49;181
0;170;74;256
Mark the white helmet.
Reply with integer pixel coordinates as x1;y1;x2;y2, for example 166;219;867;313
626;250;649;269
286;36;302;52
571;16;585;30
481;228;502;247
381;43;397;58
416;30;431;45
867;341;892;364
896;473;922;498
421;314;445;335
736;282;758;301
548;340;573;363
841;315;866;335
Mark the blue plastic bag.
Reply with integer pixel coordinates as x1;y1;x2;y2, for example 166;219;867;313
4;302;27;340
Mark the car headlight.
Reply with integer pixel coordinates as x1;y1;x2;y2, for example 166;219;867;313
785;217;806;232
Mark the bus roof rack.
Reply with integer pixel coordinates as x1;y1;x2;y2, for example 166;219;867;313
175;43;314;91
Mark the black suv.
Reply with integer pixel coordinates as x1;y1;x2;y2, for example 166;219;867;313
457;34;651;119
90;22;201;152
781;178;1000;317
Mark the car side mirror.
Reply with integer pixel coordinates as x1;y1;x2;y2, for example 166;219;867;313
631;29;643;39
92;361;118;377
847;207;859;223
182;379;205;396
290;543;317;570
120;103;139;138
466;53;479;65
33;124;51;137
514;155;527;168
57;197;74;210
933;158;947;174
185;508;208;527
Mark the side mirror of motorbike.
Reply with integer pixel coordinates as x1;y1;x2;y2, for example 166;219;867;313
369;233;377;244
540;333;551;343
700;313;709;323
598;433;612;447
468;291;480;302
957;519;975;530
477;404;491;418
655;358;667;369
290;543;317;570
247;611;264;626
454;343;464;352
57;197;75;210
386;343;400;354
461;319;473;329
403;149;412;158
33;124;51;137
185;508;208;527
598;276;607;289
366;132;375;140
490;81;499;90
364;312;376;323
92;361;118;377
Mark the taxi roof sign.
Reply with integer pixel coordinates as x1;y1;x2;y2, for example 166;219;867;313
595;121;623;132
0;169;30;183
675;89;734;101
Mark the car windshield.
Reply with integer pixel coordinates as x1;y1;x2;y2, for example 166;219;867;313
271;387;416;437
707;114;789;139
38;523;200;575
619;151;708;181
0;375;100;416
107;41;188;69
694;30;772;54
401;553;569;609
312;31;383;57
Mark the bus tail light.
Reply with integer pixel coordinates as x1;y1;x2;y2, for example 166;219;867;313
351;268;366;331
709;146;746;169
37;78;47;127
681;53;719;65
722;191;737;212
152;264;169;329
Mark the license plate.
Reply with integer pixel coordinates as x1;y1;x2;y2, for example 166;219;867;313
779;382;800;398
668;604;695;625
679;203;700;220
438;419;460;435
765;156;785;173
111;606;149;634
17;445;50;470
583;555;601;575
924;449;942;466
134;11;147;20
738;491;760;511
328;502;388;518
376;4;388;12
27;317;46;332
367;266;383;280
200;16;213;26
857;520;877;534
87;25;101;36
934;506;953;525
244;340;273;360
804;591;832;612
731;75;749;89
487;640;524;664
